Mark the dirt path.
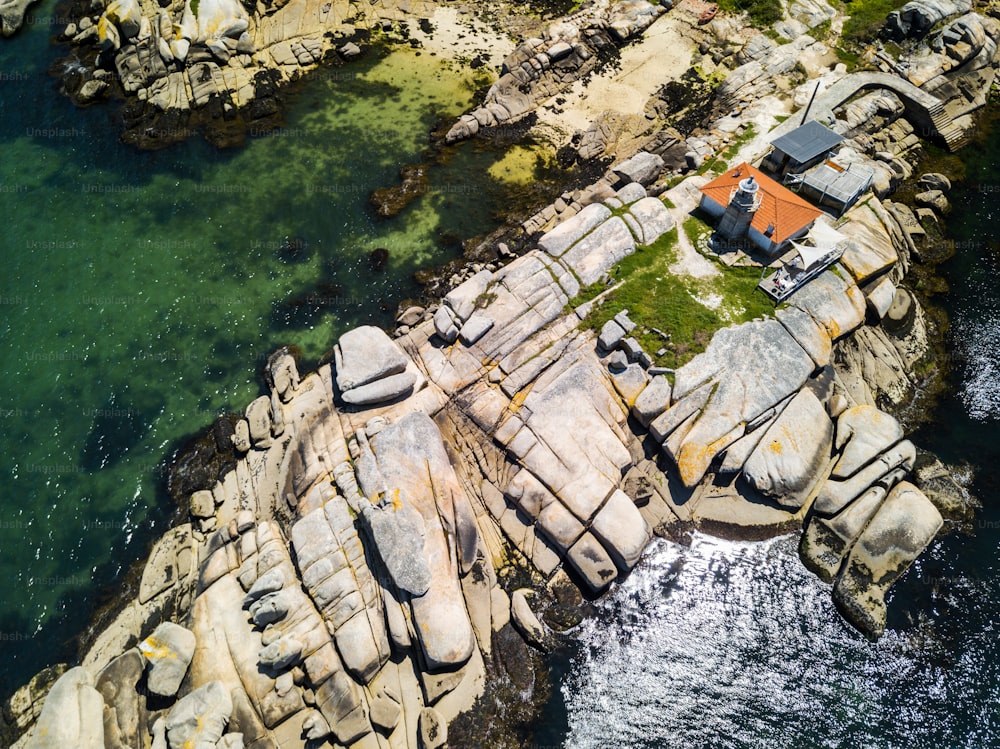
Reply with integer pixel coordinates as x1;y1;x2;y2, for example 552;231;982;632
663;175;720;280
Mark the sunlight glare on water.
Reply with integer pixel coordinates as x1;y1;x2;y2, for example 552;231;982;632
562;534;1000;749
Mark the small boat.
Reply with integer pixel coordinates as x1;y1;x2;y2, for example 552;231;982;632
699;4;718;23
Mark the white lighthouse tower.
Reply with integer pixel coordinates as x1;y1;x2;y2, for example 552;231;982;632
717;174;761;243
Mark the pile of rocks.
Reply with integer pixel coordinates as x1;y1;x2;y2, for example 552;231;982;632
334;326;420;407
36;0;405;144
886;0;973;39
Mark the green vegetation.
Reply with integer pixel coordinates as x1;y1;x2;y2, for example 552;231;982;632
841;0;900;45
579;227;775;370
716;0;784;28
697;123;757;176
191;0;199;15
833;45;861;70
810;18;833;41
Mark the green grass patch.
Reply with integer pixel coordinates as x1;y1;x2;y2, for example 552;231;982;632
716;0;784;28
841;0;902;46
696;124;758;177
579;228;774;370
810;18;833;41
833;45;861;70
682;213;713;247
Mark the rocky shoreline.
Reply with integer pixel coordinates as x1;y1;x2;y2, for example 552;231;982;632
3;1;997;748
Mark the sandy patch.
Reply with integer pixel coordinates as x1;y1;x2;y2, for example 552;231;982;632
533;13;695;142
404;5;516;69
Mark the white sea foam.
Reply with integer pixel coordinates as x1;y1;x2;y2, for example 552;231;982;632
956;311;1000;420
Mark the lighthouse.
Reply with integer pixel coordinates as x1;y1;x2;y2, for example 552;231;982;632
717;173;761;243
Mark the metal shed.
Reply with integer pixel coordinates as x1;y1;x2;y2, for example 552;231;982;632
763;120;844;176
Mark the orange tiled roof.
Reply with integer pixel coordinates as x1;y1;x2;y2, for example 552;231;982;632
699;162;823;245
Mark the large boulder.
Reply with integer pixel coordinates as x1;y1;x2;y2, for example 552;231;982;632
340;372;416;406
800;484;888;581
833;481;943;639
103;0;142;39
369;413;476;670
784;267;865;342
832;405;904;479
626;197;675;245
588;489;651;572
612;150;665;185
25;667;104;749
0;0;39;36
742;389;833;509
886;0;972;39
660;319;816;487
138;622;196;697
335;326;409;393
632;374;672;427
164;680;233;749
194;0;248;40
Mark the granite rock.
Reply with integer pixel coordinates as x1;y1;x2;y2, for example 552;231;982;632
138;622;196;698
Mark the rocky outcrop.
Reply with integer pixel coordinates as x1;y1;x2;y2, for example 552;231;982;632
23;668;104;749
0;0;37;36
10;132;959;748
138;622;196;697
446;1;667;143
832;481;943;639
886;0;973;39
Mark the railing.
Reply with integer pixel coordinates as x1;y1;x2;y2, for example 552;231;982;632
728;185;761;212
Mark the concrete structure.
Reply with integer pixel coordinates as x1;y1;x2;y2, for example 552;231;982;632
766;72;965;150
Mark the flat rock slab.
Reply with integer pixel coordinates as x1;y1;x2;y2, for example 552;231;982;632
560;215;636;286
665;319;816;487
335;325;408;393
360;502;431;597
742;388;833;509
785;268;865;342
627;196;675;245
342;371;416;406
445;269;494;321
776;305;831;368
539;203;611;257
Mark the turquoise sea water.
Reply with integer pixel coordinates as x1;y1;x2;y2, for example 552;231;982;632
0;6;557;695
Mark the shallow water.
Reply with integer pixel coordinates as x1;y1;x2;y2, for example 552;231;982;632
0;7;562;693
